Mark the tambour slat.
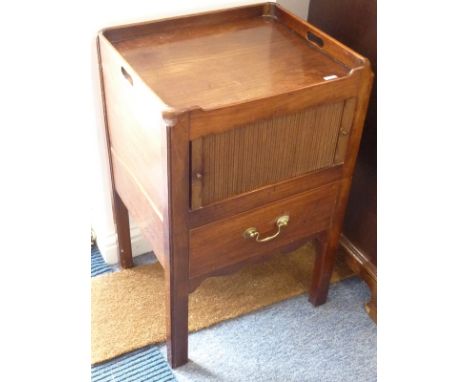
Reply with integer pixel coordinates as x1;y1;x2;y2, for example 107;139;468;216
191;101;349;209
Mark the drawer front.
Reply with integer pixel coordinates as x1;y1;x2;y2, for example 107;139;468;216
189;183;339;278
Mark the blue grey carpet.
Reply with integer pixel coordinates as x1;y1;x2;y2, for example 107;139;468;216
91;346;175;382
160;277;376;382
91;245;176;382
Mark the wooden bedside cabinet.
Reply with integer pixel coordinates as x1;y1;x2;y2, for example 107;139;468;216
97;3;373;368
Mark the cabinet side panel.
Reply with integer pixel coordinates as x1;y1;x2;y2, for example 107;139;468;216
111;151;167;268
99;36;169;265
191;101;345;208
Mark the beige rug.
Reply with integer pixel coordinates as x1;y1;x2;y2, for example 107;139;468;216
91;242;353;365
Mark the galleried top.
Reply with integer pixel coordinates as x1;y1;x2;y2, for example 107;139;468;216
101;3;366;111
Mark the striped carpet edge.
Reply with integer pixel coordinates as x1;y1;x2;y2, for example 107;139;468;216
91;246;113;277
91;346;175;382
91;245;176;382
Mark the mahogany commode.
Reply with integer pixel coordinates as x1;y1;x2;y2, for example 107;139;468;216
97;3;373;368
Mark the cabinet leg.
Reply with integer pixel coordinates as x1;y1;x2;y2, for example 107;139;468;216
113;191;133;269
164;115;190;368
310;178;353;306
309;231;339;306
165;272;189;368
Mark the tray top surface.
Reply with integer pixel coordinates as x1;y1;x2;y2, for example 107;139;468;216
112;16;350;111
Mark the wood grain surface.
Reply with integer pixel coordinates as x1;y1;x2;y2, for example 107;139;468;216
108;14;350;111
191;101;346;208
189;184;339;278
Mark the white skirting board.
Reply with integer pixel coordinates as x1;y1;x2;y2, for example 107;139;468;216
95;224;153;265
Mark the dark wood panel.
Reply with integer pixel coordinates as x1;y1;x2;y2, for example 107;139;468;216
344;163;377;263
309;0;376;264
341;234;376;322
308;0;376;171
308;0;377;311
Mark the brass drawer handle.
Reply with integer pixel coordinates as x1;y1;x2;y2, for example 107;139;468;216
243;215;289;243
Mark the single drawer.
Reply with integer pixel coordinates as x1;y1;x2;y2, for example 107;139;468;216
189;183;339;278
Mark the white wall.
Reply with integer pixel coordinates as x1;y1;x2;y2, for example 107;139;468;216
90;0;309;263
278;0;310;19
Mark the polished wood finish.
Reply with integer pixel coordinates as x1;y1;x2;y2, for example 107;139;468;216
308;0;377;318
98;34;170;269
334;98;357;164
109;15;350;112
189;166;343;228
165;115;191;367
98;3;373;368
190;184;339;278
188;236;313;293
309;177;352;305
189;77;358;139
191;101;348;208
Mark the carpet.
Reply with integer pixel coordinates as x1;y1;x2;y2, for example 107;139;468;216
91;245;113;277
92;242;353;365
91;245;176;382
92;345;175;382
165;278;376;382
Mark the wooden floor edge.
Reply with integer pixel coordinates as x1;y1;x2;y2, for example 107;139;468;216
339;234;377;323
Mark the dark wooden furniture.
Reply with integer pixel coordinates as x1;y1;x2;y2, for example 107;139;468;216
308;0;377;322
97;3;373;368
